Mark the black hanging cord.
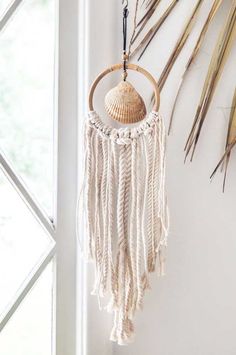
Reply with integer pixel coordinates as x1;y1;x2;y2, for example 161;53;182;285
122;1;129;80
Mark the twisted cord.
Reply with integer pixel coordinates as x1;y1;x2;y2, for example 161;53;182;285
141;134;150;283
159;117;169;237
91;134;103;297
146;132;155;272
111;140;120;307
86;125;96;259
157;117;169;276
123;143;131;244
119;141;132;342
116;144;127;307
86;126;93;258
153;124;161;257
106;140;118;311
129;138;138;315
101;138;109;294
110;310;118;342
136;141;144;309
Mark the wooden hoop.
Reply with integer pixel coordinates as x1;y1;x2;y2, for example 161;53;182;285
88;63;160;112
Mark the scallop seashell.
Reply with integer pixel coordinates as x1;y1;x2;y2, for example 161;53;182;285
104;81;147;124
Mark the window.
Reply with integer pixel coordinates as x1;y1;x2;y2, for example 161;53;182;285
0;0;78;354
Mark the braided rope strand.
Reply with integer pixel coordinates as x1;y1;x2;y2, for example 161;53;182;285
116;144;127;307
136;141;144;310
129;138;138;316
91;134;104;297
85;125;94;259
100;138;109;295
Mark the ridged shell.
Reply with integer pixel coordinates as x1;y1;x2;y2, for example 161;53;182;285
104;81;147;124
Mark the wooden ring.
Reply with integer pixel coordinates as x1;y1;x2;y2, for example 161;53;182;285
88;63;160;112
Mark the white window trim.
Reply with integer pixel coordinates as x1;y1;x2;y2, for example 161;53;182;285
0;0;24;31
76;0;88;352
0;0;80;354
54;0;79;354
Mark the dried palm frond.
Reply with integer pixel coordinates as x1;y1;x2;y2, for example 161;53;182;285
143;0;160;12
137;0;161;27
210;89;236;191
128;0;140;55
168;0;223;134
131;0;162;45
157;0;204;91
184;3;236;161
130;0;179;60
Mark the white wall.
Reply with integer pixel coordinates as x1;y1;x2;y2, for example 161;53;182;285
85;1;236;354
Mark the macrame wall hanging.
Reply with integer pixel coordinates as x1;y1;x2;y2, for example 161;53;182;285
81;1;169;345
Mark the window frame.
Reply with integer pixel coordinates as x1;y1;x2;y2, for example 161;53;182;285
0;0;80;354
54;0;79;353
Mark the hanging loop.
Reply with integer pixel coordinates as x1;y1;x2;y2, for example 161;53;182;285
122;0;129;81
88;63;160;113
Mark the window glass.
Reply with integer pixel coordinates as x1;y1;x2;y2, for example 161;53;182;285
0;0;55;214
0;261;53;355
0;0;12;17
0;170;53;316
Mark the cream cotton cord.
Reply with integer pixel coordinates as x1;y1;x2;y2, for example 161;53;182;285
80;110;169;345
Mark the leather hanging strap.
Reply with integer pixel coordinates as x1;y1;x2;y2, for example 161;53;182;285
122;1;129;80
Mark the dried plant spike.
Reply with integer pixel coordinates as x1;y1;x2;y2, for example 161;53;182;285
186;0;223;70
210;138;236;178
157;0;204;91
185;3;236;161
226;89;236;146
210;138;236;191
128;0;140;55
131;0;161;46
132;11;154;46
131;0;179;60
136;0;161;28
105;81;147;124
145;0;161;9
168;0;223;134
210;88;236;191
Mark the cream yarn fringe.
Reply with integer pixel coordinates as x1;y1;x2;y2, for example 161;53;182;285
82;110;169;345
